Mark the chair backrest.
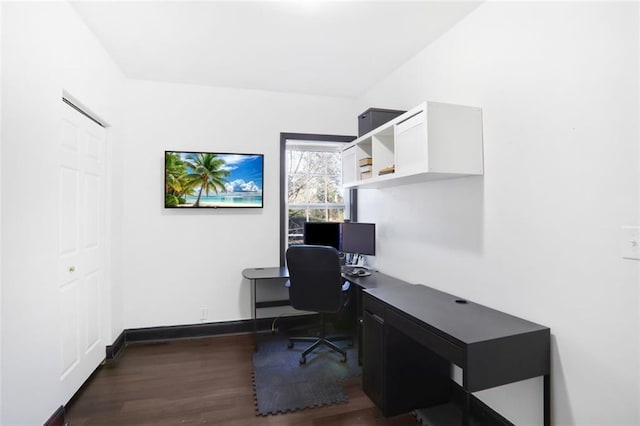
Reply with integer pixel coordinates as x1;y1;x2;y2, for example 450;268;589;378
286;245;344;314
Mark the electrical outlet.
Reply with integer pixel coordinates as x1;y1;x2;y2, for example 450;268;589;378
621;226;640;260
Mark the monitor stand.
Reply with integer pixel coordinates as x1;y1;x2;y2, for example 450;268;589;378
343;253;368;269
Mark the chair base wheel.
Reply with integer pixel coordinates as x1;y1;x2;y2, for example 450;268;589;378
287;341;294;349
299;356;306;365
340;355;347;363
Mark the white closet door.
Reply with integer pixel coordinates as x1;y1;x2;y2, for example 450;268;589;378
58;102;107;403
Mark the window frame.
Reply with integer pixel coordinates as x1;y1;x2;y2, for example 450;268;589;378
280;132;356;266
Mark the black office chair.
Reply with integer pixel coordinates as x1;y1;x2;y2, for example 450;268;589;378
285;245;352;365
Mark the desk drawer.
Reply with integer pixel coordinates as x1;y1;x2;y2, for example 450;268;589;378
386;307;464;366
363;293;386;317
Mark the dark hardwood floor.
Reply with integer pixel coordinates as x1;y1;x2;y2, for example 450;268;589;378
66;333;419;425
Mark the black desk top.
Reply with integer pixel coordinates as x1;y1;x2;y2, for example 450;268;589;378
342;271;413;290
242;267;549;345
362;277;550;393
364;284;549;345
241;267;407;290
242;267;288;280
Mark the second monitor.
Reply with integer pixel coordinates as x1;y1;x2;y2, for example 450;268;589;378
340;222;375;256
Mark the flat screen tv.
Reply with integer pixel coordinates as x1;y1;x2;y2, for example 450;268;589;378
165;150;264;208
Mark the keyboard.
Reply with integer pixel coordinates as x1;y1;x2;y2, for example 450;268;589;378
342;266;371;277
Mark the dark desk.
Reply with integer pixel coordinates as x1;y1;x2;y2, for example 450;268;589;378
241;267;410;355
242;268;550;425
242;267;290;349
362;283;550;425
336;271;415;364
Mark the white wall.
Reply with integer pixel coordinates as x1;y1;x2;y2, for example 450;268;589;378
357;2;639;425
1;2;124;424
0;2;4;423
637;5;640;422
120;80;355;328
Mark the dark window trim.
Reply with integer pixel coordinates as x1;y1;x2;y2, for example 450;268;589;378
280;132;356;267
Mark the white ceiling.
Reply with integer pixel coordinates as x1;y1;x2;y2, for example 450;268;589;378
71;1;481;98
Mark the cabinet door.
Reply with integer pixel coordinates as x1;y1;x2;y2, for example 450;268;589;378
385;321;452;415
342;146;357;186
362;309;385;409
395;111;428;175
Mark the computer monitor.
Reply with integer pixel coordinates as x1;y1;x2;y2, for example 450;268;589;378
303;222;341;250
340;222;376;256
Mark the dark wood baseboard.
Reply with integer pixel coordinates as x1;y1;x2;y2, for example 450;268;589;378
105;330;125;361
125;320;251;342
43;405;66;426
105;315;312;359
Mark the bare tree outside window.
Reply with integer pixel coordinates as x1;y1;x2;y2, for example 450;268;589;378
286;147;344;247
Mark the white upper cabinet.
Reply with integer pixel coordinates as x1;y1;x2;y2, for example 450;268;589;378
341;102;483;189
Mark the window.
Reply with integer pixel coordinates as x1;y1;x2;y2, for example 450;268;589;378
280;133;356;265
287;142;344;245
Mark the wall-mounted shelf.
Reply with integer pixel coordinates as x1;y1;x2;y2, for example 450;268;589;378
342;101;484;189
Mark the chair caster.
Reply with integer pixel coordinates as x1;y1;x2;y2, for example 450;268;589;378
340;355;347;363
299;356;307;365
287;341;294;349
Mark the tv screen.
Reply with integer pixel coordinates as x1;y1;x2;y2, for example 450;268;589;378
303;222;341;250
340;222;376;256
165;151;263;208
